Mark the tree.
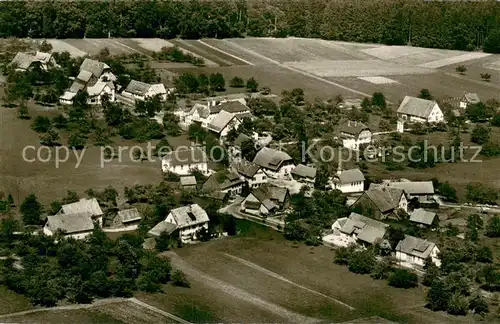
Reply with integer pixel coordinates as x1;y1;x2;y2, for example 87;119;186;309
466;102;494;122
492;114;500;127
62;190;79;204
418;88;433;100
209;73;225;91
52;114;68;129
469;295;489;315
68;132;86;150
386;226;405;249
484;29;500;54
370;260;393;280
437;182;457;202
480;73;491;82
361;97;371;111
155;231;172;251
486;216;500;238
447;293;469;316
7;194;14;206
426;279;451;311
240;139;257;161
18;101;29;119
20;193;42;225
99;47;110;59
39;40;53;52
347;249;376;274
172;270;190;287
40;129;60;146
470;125;491;144
466;183;498;205
229;76;245;88
423;261;441;287
31;116;51;133
49;201;62;215
371;92;386;109
388;269;418;288
136;274;161;292
456;65;467;75
246;77;258;92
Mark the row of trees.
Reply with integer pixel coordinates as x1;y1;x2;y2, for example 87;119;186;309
1;1;500;52
174;72;259;95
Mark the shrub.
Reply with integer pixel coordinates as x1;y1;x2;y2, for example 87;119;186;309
172;270;190;287
347;249;376;274
229;76;245;88
447;293;469;316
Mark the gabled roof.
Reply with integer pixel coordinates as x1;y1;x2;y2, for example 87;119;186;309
46;212;94;234
253;147;293;171
379;181;434;195
59;198;103;217
339;212;388;245
87;80;113;97
202;171;244;191
124;80;151;96
338;120;370;136
168;204;209;229
207;111;240;134
10;51;54;70
210;101;249;114
409;209;437;226
163;147;207;166
334;168;365;184
76;70;93;83
150;83;167;95
232;161;261;178
80;58;110;78
250;185;288;204
148;221;178;237
397;96;438;119
292;164;317;179
180;176;197;187
395;235;437;259
69;79;86;93
232;133;252;148
117;208;142;224
60;91;77;101
362;187;404;213
463;93;480;104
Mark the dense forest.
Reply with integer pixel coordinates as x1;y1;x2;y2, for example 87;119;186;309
1;0;500;52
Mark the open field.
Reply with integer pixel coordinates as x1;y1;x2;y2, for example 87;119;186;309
141;224;472;324
0;286;33;316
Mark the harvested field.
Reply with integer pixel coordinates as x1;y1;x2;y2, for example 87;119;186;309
419;52;492;69
46;39;86;57
285;60;435;77
357;76;399;84
439;55;500;87
131;38;173;53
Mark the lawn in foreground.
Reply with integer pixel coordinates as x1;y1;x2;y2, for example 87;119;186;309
0;286;33;315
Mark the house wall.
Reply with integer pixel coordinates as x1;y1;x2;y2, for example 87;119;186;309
240;193;270;216
398;194;408;213
247;170;268;188
334;180;364;193
395;245;441;267
178;222;209;243
222;184;243;197
427;104;444;123
162;161;209;175
43;225;92;240
459;101;467;109
263;162;295;179
342;130;372;151
219;118;242;139
88;86;115;105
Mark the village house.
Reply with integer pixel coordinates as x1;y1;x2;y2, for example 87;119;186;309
231;161;268;189
228;133;252;160
291;164;317;184
329;168;365;193
179;176;197;191
460;93;480;109
395;235;441;267
114;208;142;230
43;212;94;240
202;170;245;197
337;120;372;151
332;212;389;247
183;97;250;127
351;186;408;220
148;204;209;244
376;180;435;202
57;198;104;226
122;80;169;102
162;146;209;176
184;103;211;127
252;147;295;179
240;185;289;217
397;96;445;123
409;209;439;228
10;51;58;71
206;110;242;140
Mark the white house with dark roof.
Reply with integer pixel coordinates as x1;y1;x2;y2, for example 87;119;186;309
291;164;317;184
409;209;438;227
206;110;242;140
460;93;480;109
397;96;444;123
44;212;94;240
122;80;168;102
152;204;209;243
332;212;389;247
377;180;435;202
395;235;441;267
10;51;58;72
162;146;209;175
202;170;245;197
240;184;289;217
114;208;142;230
232;161;268;189
57;198;103;226
337;120;372;151
329;168;365;193
253;147;295;179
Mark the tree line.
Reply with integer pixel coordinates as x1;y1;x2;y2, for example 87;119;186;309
1;1;500;52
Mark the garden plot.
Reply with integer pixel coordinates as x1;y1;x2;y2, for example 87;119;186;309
285;59;435;77
357;76;398;84
46;39;86;57
228;37;361;62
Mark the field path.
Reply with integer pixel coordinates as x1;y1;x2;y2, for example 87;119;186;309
222;253;356;311
162;251;320;324
218;40;392;103
128;297;191;324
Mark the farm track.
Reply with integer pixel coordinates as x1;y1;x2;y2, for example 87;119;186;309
169;39;247;67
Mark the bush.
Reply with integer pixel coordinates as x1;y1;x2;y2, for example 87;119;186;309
469;295;489;315
347;249;376;274
370;261;393;280
31;116;51;133
229;76;245;88
172;270;190;287
388;269;418;288
447;293;469;316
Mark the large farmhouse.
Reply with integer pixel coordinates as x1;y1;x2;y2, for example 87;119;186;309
352;186;408;220
44;212;94;240
202;170;245;197
57;198;104;226
162;147;209;175
10;51;58;72
206;110;242;140
395;235;441;267
332;212;389;247
397;96;444;123
337;120;372;151
232;161;268;189
253;147;295;179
